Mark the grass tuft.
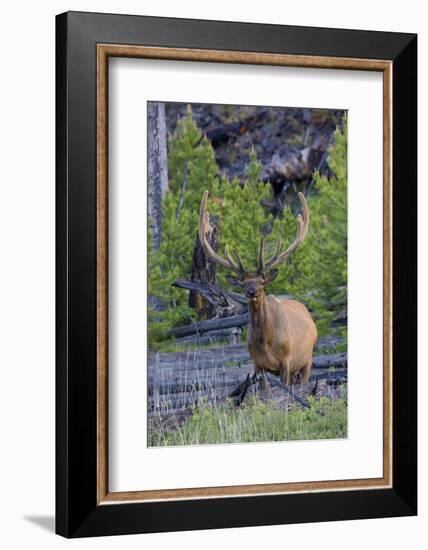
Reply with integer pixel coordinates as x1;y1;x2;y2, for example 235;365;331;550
149;395;347;447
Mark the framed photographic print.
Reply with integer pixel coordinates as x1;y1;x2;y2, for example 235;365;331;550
56;11;417;538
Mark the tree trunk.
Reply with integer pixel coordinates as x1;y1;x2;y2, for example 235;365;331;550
147;102;168;249
189;214;219;319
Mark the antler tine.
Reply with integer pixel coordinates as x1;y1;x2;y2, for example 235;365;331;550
264;238;281;272
298;192;310;241
266;192;310;271
225;245;241;273
198;191;242;273
257;236;265;273
231;248;247;275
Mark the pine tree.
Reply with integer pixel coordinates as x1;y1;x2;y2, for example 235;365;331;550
290;121;348;335
148;108;347;345
207;149;274;286
148;108;220;344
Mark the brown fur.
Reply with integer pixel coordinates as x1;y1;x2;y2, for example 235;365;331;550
245;283;317;385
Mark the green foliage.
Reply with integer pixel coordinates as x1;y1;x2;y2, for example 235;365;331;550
293;122;347;334
266;122;347;336
149;396;347;446
207;149;274;287
148;109;273;343
168;106;218;202
148;108;347;346
148;109;218;344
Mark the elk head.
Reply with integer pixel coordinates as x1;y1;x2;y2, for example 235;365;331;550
198;190;310;303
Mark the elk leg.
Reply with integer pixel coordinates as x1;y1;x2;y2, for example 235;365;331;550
260;371;270;391
280;360;292;386
293;372;302;385
254;365;269;390
301;360;312;384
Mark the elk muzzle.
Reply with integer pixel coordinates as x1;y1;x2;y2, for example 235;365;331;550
245;286;258;299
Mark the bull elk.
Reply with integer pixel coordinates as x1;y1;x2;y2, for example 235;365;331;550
198;190;317;392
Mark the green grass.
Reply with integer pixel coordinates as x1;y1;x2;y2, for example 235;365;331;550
149;395;347;447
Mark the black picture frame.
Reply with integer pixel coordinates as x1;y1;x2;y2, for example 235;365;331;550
56;11;417;538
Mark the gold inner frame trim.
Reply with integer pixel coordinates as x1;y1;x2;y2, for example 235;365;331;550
96;44;393;505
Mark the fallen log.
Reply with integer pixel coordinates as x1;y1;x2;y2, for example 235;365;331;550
173;279;246;318
265;373;323;413
148;371;347;413
228;373;254;406
148;388;221;412
313;352;347;369
173;328;243;346
167;312;249;338
148;366;347;393
148;350;252;371
149;344;347;372
170;332;344;351
148;360;254;385
308;369;347;384
148;372;255;396
167;301;346;340
149;381;209;396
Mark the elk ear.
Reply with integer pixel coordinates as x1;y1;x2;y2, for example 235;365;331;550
264;269;279;284
226;275;242;287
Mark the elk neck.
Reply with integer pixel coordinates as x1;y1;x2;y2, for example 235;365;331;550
248;291;271;347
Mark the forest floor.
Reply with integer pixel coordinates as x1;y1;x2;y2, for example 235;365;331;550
147;335;347;446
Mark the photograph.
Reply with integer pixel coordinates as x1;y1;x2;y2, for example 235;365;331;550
147;101;348;447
